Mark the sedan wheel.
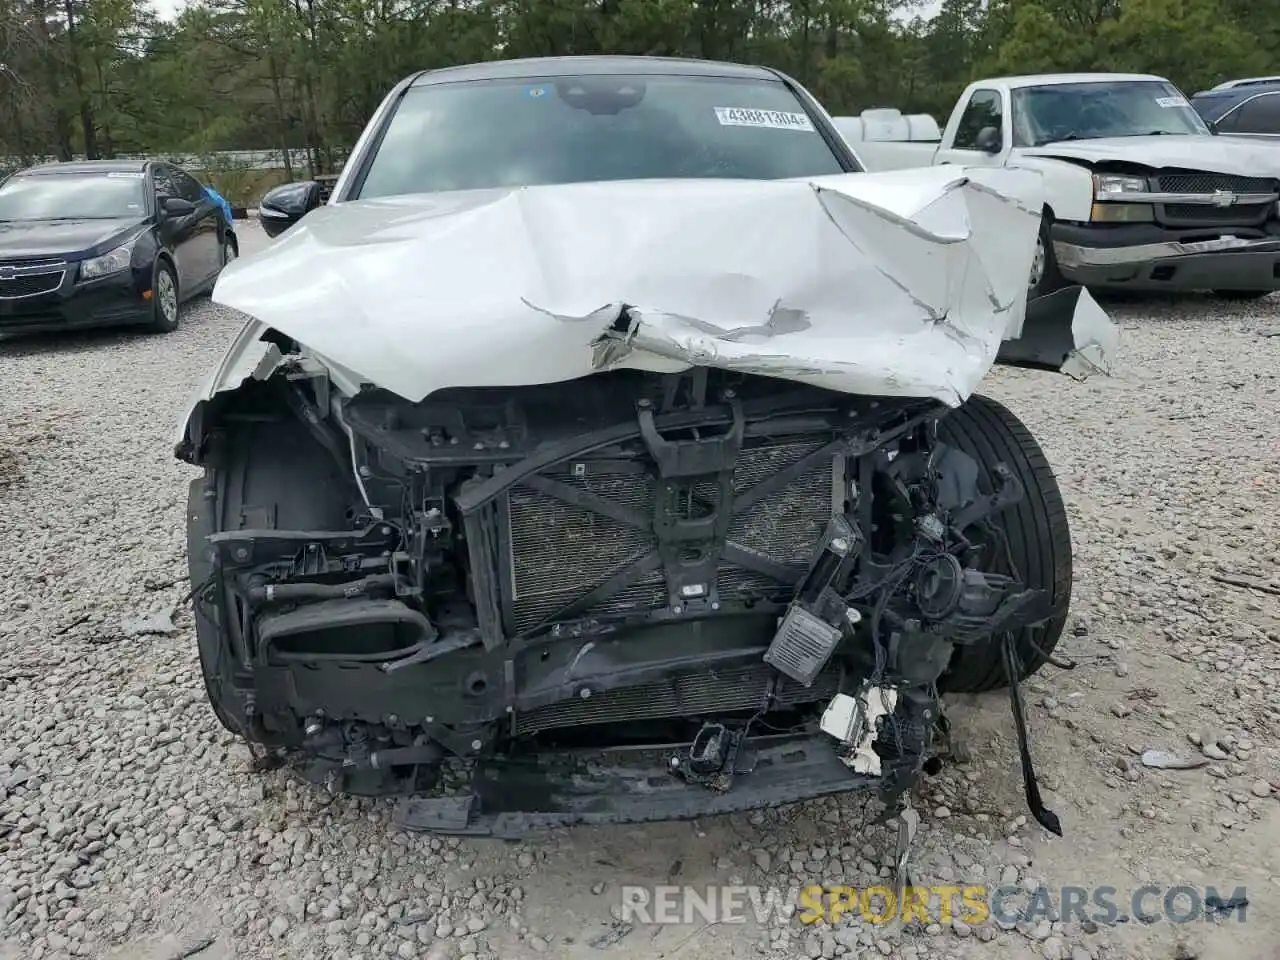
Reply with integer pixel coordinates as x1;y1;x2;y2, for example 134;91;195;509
149;262;181;333
222;239;237;267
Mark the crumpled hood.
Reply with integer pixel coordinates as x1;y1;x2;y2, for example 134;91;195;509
209;167;1115;408
1019;134;1280;177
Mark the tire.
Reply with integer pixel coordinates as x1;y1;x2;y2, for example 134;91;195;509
1212;290;1271;300
221;233;238;268
936;395;1072;693
199;234;239;298
148;258;180;332
1028;213;1067;300
187;476;244;735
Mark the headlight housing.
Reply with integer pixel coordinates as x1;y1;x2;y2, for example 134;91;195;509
1092;174;1149;199
1091;174;1153;222
79;238;137;281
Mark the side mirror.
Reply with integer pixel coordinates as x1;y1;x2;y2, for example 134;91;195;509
162;197;196;217
259;180;322;238
975;126;1002;154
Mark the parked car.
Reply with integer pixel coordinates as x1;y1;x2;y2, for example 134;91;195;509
0;159;238;335
839;72;1280;300
1196;75;1280;95
1191;80;1280;141
176;56;1117;838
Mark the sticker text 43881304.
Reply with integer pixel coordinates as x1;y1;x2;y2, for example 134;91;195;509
714;107;816;131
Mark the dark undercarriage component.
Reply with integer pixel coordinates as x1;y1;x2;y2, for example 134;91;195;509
184;361;1071;832
393;734;876;838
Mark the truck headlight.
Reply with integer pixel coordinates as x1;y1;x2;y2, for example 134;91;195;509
79;239;137;281
1090;174;1153;221
1093;174;1149;198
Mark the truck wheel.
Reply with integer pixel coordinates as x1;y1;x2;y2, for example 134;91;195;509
936;395;1072;693
1029;214;1066;299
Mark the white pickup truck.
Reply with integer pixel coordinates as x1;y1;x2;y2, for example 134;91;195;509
836;73;1280;300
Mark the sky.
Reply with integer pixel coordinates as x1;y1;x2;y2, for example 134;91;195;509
151;0;185;21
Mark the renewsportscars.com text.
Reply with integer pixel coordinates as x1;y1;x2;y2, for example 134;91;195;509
618;884;1250;926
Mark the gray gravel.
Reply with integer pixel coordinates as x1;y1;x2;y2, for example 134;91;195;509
1;237;1278;960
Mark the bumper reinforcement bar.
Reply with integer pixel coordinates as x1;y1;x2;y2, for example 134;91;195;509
392;734;875;838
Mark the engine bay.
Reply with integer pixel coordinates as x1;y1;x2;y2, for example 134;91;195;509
188;363;1062;833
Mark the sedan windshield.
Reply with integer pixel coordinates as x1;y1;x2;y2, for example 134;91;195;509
356;73;847;199
0;173;148;222
1012;81;1210;147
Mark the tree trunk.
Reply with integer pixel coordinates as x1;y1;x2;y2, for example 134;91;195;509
266;51;294;179
32;0;75;159
94;58;113;157
798;0;811;84
62;0;98;158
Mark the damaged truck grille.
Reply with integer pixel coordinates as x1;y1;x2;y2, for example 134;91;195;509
1153;171;1275;194
515;661;841;735
1154;170;1280;228
503;439;837;633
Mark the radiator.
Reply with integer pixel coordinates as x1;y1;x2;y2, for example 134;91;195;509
503;439;838;634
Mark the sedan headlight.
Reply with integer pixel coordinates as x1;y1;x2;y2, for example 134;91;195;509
1092;174;1149;198
79;239;137;281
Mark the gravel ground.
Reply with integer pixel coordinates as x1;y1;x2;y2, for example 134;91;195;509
1;224;1278;960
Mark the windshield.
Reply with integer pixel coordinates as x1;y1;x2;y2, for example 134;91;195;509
1012;81;1210;147
0;172;148;221
356;74;847;199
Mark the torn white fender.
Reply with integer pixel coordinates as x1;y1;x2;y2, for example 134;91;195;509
199;168;1117;415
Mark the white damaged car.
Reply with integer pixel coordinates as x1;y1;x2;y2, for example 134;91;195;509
175;56;1117;839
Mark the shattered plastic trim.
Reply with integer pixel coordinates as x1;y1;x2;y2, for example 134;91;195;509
820;687;900;776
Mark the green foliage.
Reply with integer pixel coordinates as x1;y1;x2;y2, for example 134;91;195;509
195;149;257;200
0;0;1273;165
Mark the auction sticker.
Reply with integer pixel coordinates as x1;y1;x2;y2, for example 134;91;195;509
715;107;815;131
1155;96;1189;108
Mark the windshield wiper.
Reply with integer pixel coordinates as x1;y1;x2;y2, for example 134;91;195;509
1032;134;1089;146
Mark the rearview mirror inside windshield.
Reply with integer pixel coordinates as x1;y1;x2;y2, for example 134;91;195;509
553;78;646;115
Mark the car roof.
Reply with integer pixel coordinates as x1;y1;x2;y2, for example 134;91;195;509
409;55;780;87
982;73;1168;90
1193;81;1280;100
19;159;152;176
1190;82;1280;120
1209;76;1280;91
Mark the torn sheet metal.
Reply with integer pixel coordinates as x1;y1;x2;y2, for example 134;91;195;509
171;317;369;455
995;284;1118;378
208;167;1117;407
